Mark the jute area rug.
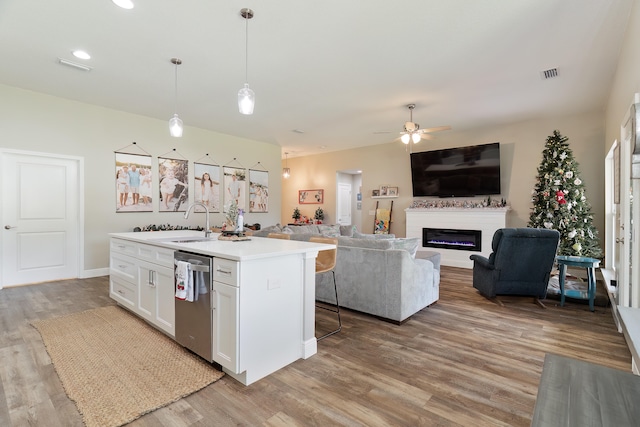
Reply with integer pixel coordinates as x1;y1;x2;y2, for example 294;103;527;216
32;305;224;427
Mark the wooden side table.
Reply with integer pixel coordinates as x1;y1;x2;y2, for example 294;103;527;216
555;255;600;312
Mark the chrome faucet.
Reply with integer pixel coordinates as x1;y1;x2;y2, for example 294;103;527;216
184;202;211;238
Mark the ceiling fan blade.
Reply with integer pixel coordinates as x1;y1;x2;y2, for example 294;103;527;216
420;133;435;140
419;125;452;133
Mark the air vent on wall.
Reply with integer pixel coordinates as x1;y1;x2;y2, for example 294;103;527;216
540;68;558;80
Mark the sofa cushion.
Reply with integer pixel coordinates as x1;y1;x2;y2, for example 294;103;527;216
336;237;393;250
353;231;396;239
284;224;320;234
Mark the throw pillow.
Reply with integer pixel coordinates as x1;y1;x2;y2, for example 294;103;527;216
390;238;420;259
319;224;341;237
339;224;357;237
260;224;282;234
280;226;295;234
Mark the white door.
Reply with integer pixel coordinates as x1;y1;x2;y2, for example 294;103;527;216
337;183;351;225
1;150;80;287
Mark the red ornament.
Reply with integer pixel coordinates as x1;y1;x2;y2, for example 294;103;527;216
556;191;566;204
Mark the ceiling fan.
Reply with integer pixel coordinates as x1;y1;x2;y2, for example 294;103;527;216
399;104;451;145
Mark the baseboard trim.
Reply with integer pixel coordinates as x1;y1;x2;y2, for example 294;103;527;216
80;268;109;278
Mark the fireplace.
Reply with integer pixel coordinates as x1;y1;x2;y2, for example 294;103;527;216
422;228;482;252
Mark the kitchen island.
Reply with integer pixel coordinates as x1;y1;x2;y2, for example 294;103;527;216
109;230;335;386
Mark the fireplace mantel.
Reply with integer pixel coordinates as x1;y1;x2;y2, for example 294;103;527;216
405;207;510;268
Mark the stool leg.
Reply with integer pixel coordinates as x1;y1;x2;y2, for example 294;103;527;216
587;267;596;312
559;263;567;307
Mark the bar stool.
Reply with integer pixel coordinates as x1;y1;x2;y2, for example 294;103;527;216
310;237;341;340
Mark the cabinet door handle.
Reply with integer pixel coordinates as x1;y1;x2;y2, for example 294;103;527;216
148;270;156;287
118;264;127;269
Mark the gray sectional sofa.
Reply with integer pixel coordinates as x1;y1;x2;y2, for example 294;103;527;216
253;224;440;322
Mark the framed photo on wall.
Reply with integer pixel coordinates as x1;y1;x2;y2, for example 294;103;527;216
299;189;323;204
249;169;269;212
194;162;221;212
115;152;152;212
387;187;398;196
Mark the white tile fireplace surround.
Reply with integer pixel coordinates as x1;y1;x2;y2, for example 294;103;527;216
406;207;510;268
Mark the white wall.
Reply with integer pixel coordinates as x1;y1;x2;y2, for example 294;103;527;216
282;111;605;239
0;84;282;273
606;0;640;150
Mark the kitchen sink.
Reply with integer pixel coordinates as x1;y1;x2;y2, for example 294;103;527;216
167;237;215;243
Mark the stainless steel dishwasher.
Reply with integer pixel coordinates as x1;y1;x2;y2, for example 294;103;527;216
174;251;213;361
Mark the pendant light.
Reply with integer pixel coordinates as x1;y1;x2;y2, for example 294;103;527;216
169;58;183;137
282;152;291;179
238;8;255;115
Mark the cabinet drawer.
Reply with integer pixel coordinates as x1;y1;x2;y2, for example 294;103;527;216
111;238;137;256
110;253;137;282
110;276;136;308
137;244;175;268
214;258;239;286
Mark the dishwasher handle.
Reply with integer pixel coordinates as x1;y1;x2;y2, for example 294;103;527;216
174;259;210;273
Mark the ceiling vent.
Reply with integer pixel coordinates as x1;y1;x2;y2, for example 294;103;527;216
540;68;558;80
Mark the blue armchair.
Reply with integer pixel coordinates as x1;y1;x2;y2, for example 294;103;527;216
469;228;560;305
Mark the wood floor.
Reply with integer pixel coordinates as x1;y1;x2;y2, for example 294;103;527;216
0;267;632;427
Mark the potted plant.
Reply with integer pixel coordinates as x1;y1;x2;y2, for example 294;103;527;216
314;207;324;224
292;207;301;223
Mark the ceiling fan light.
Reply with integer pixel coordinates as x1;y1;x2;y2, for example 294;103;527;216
169;113;183;137
238;83;255;115
401;134;411;144
412;133;421;143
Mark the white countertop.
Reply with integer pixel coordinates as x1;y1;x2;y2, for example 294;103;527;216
110;230;335;261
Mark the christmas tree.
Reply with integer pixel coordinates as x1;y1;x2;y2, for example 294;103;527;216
528;130;602;258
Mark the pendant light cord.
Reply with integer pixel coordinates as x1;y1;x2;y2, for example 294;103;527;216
244;13;249;84
174;61;179;114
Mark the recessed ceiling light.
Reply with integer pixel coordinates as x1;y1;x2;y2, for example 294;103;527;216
112;0;134;9
72;50;91;60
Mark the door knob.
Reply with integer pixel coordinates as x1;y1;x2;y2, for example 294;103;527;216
4;225;16;230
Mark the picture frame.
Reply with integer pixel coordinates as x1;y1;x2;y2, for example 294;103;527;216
114;152;152;213
194;162;221;212
379;185;389;196
249;169;269;213
299;189;323;204
372;189;380;197
387;186;398;196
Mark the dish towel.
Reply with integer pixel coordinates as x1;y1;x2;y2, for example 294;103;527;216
175;261;192;301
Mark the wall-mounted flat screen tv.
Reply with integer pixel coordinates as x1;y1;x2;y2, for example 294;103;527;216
410;142;501;197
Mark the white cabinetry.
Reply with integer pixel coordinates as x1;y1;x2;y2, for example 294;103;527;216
137;260;175;336
109;231;331;386
109;238;175;337
212;280;239;371
211;258;239;372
